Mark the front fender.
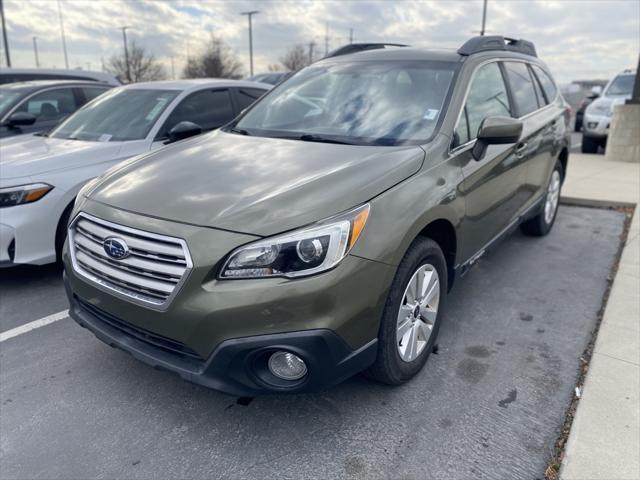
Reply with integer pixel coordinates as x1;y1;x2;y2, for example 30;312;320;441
350;155;464;268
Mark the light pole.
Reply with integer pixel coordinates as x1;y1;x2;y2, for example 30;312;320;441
33;36;40;67
120;26;131;83
57;0;69;68
308;41;315;64
324;22;329;56
480;0;488;36
240;10;259;76
0;0;11;67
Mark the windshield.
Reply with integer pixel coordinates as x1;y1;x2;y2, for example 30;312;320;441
0;89;24;118
49;88;178;141
605;74;634;96
233;60;458;145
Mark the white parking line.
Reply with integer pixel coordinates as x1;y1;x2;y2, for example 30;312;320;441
0;310;69;343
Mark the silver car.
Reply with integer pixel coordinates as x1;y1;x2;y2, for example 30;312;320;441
582;69;635;153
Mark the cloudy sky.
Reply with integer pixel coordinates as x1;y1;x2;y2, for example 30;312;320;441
1;0;638;83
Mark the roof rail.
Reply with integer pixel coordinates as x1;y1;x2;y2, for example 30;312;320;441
324;43;409;59
458;36;537;58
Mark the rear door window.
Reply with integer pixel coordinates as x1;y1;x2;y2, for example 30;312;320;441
81;86;110;104
530;65;558;101
504;62;540;117
236;87;267;111
453;62;512;147
529;65;548;107
15;87;79;122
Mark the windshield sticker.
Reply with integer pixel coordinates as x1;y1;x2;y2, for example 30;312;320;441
145;97;170;122
98;134;112;142
423;109;439;120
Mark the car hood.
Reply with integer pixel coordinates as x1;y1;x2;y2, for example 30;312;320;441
0;135;132;180
586;95;629;116
0;134;125;179
88;130;425;236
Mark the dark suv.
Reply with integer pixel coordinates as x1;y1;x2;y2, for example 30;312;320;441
63;36;570;395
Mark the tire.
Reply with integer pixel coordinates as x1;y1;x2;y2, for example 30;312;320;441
366;237;447;385
581;135;599;154
574;116;582;132
55;204;73;263
520;161;563;237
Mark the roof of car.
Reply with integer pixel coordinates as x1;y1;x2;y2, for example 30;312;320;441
319;47;464;63
0;79;113;91
122;79;272;92
0;68;120;85
318;37;541;64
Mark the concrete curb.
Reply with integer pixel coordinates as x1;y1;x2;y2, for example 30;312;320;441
559;153;640;480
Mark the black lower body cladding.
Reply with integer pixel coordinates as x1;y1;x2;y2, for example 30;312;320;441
65;273;379;396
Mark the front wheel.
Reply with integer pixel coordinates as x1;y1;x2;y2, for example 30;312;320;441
366;237;447;385
581;135;599;154
521;161;562;237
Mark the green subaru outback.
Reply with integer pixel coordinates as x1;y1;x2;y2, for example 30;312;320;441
63;36;570;395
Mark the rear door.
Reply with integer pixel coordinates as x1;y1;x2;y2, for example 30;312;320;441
452;61;525;262
527;64;565;200
502;61;555;213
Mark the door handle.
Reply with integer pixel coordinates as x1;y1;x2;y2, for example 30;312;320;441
515;142;528;158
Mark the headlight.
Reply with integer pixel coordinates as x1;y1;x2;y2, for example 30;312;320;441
220;204;370;279
0;183;53;208
587;102;611;116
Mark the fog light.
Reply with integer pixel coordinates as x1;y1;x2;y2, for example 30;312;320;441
268;351;307;381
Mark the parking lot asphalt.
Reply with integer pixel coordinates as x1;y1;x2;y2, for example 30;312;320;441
0;205;626;480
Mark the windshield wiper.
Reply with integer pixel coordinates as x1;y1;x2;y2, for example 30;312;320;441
228;127;251;136
297;134;355;145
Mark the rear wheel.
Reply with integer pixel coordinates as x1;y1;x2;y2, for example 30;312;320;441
366;237;447;385
521;161;562;237
581;135;599;154
574;116;582;132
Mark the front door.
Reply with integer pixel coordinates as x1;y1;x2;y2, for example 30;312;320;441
451;61;527;262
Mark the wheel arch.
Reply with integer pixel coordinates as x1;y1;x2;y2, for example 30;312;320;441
557;146;569;182
55;197;76;259
416;218;457;291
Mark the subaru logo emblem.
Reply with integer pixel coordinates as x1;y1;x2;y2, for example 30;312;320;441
103;237;130;260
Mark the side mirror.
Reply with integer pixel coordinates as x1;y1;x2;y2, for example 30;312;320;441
591;85;603;97
167;121;203;143
6;112;37;128
472;116;523;161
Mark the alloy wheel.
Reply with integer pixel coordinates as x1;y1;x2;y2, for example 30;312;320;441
396;264;440;362
544;170;561;225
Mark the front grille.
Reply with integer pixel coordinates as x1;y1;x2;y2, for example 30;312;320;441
76;297;202;361
69;212;192;308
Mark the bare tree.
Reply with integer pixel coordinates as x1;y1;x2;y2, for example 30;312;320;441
267;63;283;72
280;44;309;71
183;37;243;79
107;40;166;83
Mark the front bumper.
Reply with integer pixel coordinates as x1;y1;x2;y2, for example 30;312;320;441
0;190;63;266
66;273;379;395
582;112;610;138
63;200;395;394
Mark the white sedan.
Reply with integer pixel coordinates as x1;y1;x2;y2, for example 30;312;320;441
0;79;271;266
